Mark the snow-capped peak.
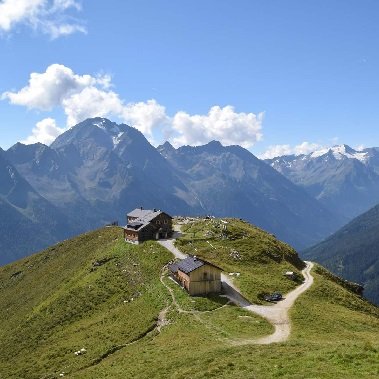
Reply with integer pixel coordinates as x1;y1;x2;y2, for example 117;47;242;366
93;118;120;134
92;118;125;146
311;144;368;163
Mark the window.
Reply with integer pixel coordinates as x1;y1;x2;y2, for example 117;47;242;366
203;272;208;280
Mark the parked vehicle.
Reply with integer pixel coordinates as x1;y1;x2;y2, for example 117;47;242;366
263;292;283;302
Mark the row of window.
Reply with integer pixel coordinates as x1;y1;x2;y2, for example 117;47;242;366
156;219;169;225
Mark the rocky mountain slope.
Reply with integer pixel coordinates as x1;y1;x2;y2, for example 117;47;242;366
1;118;345;263
304;203;379;305
266;144;379;220
5;118;201;230
158;141;343;249
0;150;76;264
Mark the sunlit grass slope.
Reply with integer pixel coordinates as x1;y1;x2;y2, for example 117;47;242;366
175;218;305;303
0;227;172;378
74;264;379;379
1;220;378;379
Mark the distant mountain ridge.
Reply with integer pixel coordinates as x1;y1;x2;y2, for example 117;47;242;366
158;140;343;249
1;118;345;264
266;144;379;219
0;150;76;263
6;118;202;229
304;203;379;305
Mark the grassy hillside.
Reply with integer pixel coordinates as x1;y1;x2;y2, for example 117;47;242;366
175;218;305;303
1;221;378;379
74;266;379;379
0;227;173;378
303;204;379;305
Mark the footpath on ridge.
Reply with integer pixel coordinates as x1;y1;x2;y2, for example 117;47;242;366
158;228;314;345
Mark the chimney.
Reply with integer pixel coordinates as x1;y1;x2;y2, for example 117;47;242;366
140;206;143;210
153;208;157;212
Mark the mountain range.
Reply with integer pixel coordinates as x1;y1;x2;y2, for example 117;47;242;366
158;140;341;248
266;144;379;219
304;203;379;305
0;118;345;264
0;148;76;264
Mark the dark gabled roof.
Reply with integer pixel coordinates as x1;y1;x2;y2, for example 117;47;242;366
125;208;172;232
128;208;161;220
168;262;179;273
127;208;172;223
177;256;205;274
124;221;145;231
171;256;222;275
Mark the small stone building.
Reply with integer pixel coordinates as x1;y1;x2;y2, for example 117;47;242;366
124;207;173;244
169;256;222;296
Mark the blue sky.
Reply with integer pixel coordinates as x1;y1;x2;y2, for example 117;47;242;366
1;0;379;157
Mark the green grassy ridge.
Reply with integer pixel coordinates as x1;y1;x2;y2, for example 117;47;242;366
291;265;379;344
175;218;305;303
0;227;173;379
162;274;274;339
71;262;379;379
1;221;379;378
163;275;230;312
73;284;379;379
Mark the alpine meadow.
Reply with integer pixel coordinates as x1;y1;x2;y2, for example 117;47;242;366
1;1;379;378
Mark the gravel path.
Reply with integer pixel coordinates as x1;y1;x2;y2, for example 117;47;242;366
157;231;314;345
223;261;314;345
158;233;186;259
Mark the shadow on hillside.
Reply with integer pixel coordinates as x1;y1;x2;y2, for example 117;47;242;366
221;281;252;308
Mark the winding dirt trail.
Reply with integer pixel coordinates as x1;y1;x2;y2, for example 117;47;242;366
158;232;314;345
223;262;314;345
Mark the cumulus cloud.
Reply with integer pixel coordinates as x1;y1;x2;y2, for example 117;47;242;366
171;106;263;148
2;64;103;110
260;142;322;159
0;0;85;38
62;86;124;126
121;100;168;138
2;64;170;142
3;64;264;148
21;117;65;145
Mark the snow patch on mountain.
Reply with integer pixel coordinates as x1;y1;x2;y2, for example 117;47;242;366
93;119;106;130
112;132;123;146
93;118;121;135
311;145;368;163
7;166;15;180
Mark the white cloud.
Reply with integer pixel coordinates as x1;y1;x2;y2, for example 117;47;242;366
259;144;292;159
62;86;124;126
61;85;168;139
3;64;264;148
260;141;323;159
121;100;168;138
2;64;102;110
293;141;323;155
2;64;167;139
171;105;263;148
21;117;65;145
0;0;85;38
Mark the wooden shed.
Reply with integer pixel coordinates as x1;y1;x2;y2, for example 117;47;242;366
169;256;222;296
